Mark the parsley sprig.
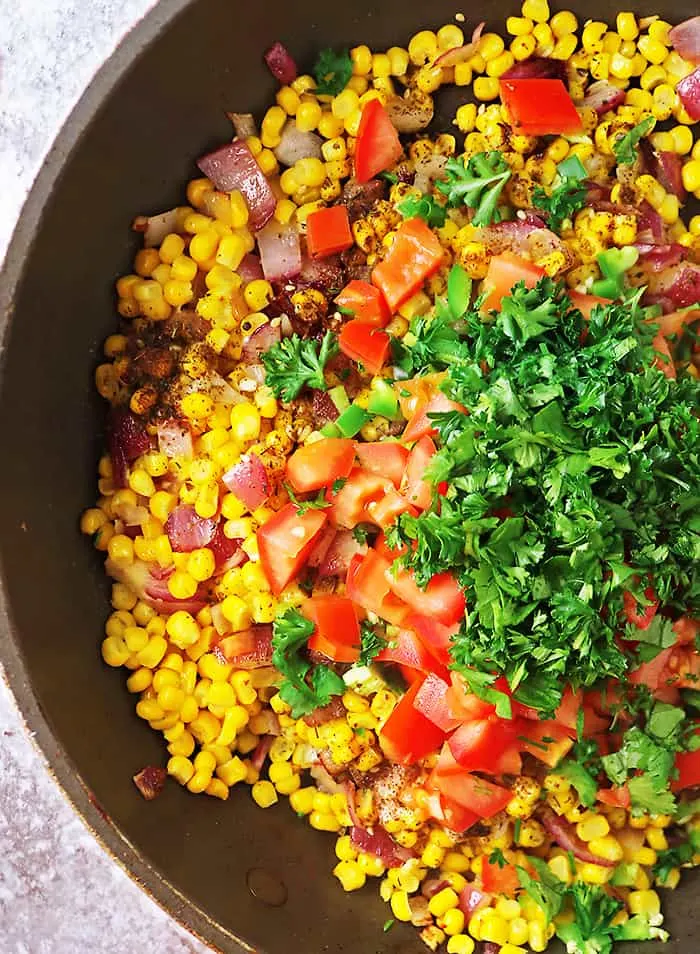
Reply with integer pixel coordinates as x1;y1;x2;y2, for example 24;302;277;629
262;331;338;402
397;193;447;228
613;116;655;166
388;278;700;713
436;151;511;227
313;48;353;96
271;608;345;717
532;177;587;232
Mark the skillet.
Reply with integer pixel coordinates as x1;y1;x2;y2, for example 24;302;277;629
0;0;698;950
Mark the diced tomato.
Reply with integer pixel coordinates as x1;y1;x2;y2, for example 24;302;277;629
396;372;447;420
404;612;458;668
286;437;356;493
379;677;446;764
569;289;611;319
499;79;583;136
377;628;449;681
432;769;513;819
449;716;521;775
480;858;520;897
413;673;460;732
386;565;466;627
653;332;677;379
346;550;410;627
516;719;574;767
304;595;360;663
257;503;327;594
446;673;497;722
339;320;391;375
372;218;445;312
329;467;393;528
481;252;545;313
354;99;402;184
628;646;675;693
596;785;631;809
370;489;417;530
336;280;391;328
306;204;353;258
404;392;467;443
401;435;437;511
673;749;700;792
375;530;407;561
674;617;700;645
623;584;659;630
355;441;409;487
554;687;582;732
439;797;480;833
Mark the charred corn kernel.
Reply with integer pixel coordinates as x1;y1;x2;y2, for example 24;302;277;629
333;860;366;892
390;890;413;922
181;392;214;420
590;51;610;79
134;247;161;277
550;10;577;35
428;887;459;918
582;20;607;51
473;76;500;101
517;819;546;847
683;160;700;193
577;814;610;841
447;937;475;954
510;34;537;60
415;65;443;93
486;51;515;76
422;843;446;868
652;83;676;120
454;103;478;133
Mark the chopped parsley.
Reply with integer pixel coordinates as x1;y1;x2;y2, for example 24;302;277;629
262;331;338;402
313;48;353;96
557;758;598;808
397;193;447;228
653;828;700;884
271;608;345;717
387;278;700;715
532;176;587;232
436;151;511;227
284;485;330;515
613;116;655;166
359;621;388;666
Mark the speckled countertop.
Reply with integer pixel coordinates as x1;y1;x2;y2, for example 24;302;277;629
0;1;208;950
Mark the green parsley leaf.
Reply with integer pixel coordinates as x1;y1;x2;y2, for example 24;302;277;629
557;759;598;808
488;847;507;868
352;524;371;545
436;151;511;227
516;856;567;923
359;621;388;666
284;484;330;516
271;608;345;718
613;116;655;166
652;829;700;884
532;177;587;232
332;477;347;494
383;919;395;933
556;882;623;954
631;615;678;663
313;48;352;96
397;193;447;228
262;331;338;402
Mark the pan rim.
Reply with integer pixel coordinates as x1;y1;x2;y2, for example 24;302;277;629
0;0;247;950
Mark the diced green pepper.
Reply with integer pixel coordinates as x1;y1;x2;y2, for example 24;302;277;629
320;422;342;438
328;385;350;413
367;379;399;419
557;155;587;181
610;862;640;887
447;263;473;320
336;404;369;437
592;246;640;299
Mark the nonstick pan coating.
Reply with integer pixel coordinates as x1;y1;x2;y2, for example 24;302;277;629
0;0;698;951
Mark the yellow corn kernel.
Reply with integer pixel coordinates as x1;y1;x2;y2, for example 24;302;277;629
652;83;677;120
428;887;459;918
481;913;510;946
447;937;475;954
229;403;261;443
631;846;658;866
480;32;505;60
408;30;438;66
487;51;515;77
682;159;700;194
629;889;661;917
390;889;413;922
510;34;537;61
473;77;500;101
507;16;533;35
578;862;613;884
577;814;610;842
533;22;554;53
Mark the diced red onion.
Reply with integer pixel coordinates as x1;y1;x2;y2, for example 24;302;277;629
197;140;275;231
669;17;700;65
540;807;615;867
214;625;273;667
422;879;451;899
304;697;346;726
238;253;264;283
459;885;492;918
634;243;685;272
433;21;485;67
647;150;686;201
581;79;626;115
132;766;167;800
227;112;257;140
350;826;414;868
310;760;347;793
222;453;270;511
165;505;217;552
503;55;566;82
343;780;362;828
106;557;207;615
638;201;666;243
108;408;154;488
241;320;282;361
311;389;340;427
677;67;700;121
257;222;302;281
208;521;246;569
156;420;193;460
297;253;344;289
133;208;180;248
264;41;298;85
318;529;367;578
307;525;338;569
413;155;448;194
251;735;274;772
662;265;700;309
274;122;323;167
483;944;500;954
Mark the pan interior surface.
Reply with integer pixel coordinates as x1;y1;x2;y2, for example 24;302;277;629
0;0;698;951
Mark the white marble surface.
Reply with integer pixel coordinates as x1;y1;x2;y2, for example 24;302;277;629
0;1;208;950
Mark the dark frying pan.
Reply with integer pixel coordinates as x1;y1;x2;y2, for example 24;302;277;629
0;0;697;951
